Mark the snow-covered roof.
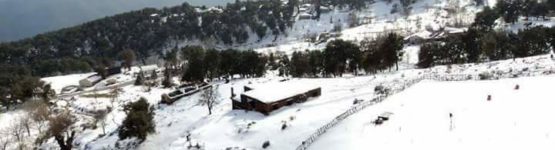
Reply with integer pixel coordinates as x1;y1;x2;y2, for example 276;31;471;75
138;65;158;72
404;31;433;40
84;75;102;82
444;27;467;34
242;81;320;103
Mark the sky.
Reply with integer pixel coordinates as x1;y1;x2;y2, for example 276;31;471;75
0;0;235;42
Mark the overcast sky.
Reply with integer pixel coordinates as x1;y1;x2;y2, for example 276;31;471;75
0;0;234;42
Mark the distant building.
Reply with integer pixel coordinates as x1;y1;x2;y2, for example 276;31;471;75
299;13;313;20
106;66;122;76
404;35;426;45
79;75;102;87
231;81;321;115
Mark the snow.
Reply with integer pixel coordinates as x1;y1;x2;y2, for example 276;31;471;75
4;0;555;150
241;81;320;103
42;72;96;93
136;64;159;73
310;76;555;150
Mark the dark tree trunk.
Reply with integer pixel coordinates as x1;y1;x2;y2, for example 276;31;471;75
54;131;75;150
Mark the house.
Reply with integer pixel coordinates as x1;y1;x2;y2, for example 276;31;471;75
404;34;426;45
134;65;159;77
231;81;321;115
106;66;122;76
79;75;102;87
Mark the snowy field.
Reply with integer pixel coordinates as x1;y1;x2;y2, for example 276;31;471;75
310;76;555;150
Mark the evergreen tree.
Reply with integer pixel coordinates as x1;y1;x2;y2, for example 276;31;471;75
417;42;441;68
308;50;324;77
181;46;206;82
381;33;404;70
290;51;310;77
119;97;155;141
150;70;158;80
278;54;290;76
531;2;549;20
204;49;221;80
135;71;145;86
462;28;481;63
162;67;173;88
496;0;521;24
323;39;360;77
360;38;381;73
472;7;499;31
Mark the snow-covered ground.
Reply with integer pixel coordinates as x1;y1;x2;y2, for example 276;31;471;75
42;73;95;93
77;54;555;150
3;0;555;149
310;75;555;150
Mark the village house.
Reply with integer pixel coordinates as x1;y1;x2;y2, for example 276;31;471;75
231;81;321;115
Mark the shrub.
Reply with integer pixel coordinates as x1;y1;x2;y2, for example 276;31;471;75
479;72;492;80
262;141;270;149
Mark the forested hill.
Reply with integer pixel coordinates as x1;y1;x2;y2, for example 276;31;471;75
0;1;295;76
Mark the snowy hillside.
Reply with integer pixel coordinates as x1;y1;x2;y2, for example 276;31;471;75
311;76;555;150
3;0;555;149
30;54;555;150
250;0;480;55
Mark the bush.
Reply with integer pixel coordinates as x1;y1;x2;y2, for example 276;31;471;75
374;85;391;95
262;141;270;149
118;97;155;141
479;72;492;80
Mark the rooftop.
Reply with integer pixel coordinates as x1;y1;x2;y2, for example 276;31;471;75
242;81;320;103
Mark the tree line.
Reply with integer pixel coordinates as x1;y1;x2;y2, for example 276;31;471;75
159;46;268;83
418;1;555;68
281;33;404;78
0;0;293;77
417;26;555;68
495;0;555;24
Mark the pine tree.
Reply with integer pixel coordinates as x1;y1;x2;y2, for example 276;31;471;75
462;28;481;63
323;40;360;77
290;51;310;77
417;42;441;68
471;7;499;31
181;46;206;82
308;50;324;77
135;71;145;86
150;70;158;80
381;33;404;71
162;67;173;88
118;97;155;141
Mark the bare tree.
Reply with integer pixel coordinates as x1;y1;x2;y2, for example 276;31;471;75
8;119;24;142
48;112;76;150
19;114;32;137
0;132;9;150
120;49;136;71
23;100;50;134
93;110;108;135
199;85;219;115
109;86;121;125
